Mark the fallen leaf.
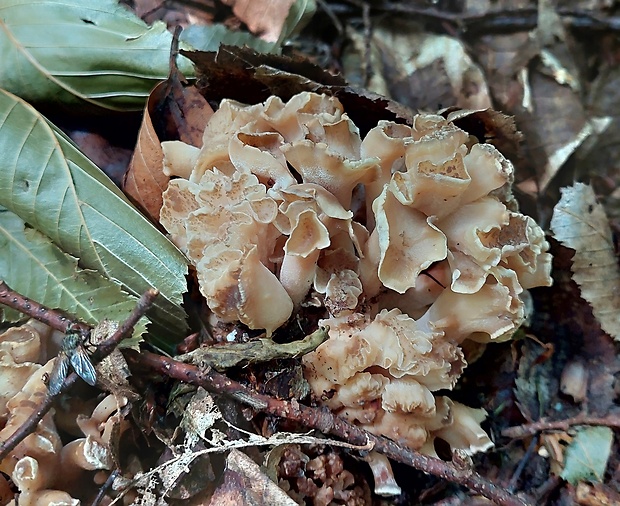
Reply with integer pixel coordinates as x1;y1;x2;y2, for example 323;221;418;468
66;130;133;187
0;0;194;111
514;337;555;422
181;387;222;445
473;32;539;111
264;363;310;400
276;0;316;45
90;320;141;398
342;21;492;111
124;37;212;223
208;449;297;506
180;23;277;53
181;46;412;135
517;65;590;192
561;426;613;485
582;63;620;224
0;89;188;347
183;45;345;101
575;482;620;506
178;326;328;370
0;208;147;338
550;183;620;340
443;108;522;167
123;84;170;223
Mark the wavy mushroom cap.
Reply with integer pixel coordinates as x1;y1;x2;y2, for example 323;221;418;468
159;92;552;492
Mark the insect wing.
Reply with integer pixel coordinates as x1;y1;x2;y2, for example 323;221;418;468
69;346;97;387
48;353;70;395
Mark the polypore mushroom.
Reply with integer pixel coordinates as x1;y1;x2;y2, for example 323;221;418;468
370;185;447;294
159;92;552;495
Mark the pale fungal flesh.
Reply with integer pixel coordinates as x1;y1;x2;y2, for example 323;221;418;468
0;322;126;505
160;91;552;493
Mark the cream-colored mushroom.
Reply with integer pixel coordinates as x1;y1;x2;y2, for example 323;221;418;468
282;141;380;208
432;402;493;454
228;130;296;189
372;185;447;294
377;260;451;317
261;92;344;143
417;267;525;343
365;452;402;497
0;360;61;478
0;354;40;421
161;141;200;179
7;489;79;506
394;123;471;218
9;455;79;506
460;143;513;204
361;120;411;228
157;94;553;483
0;322;44;364
193;99;265;181
437;197;510;292
324;269;363;316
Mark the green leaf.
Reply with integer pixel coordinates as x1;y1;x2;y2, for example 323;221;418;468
0;0;195;111
276;0;316;46
0;88;188;344
180;24;278;54
561;426;613;484
0;207;148;340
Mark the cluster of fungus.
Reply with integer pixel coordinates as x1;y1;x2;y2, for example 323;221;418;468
160;91;552;493
0;321;130;505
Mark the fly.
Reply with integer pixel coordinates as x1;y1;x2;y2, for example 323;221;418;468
48;327;97;395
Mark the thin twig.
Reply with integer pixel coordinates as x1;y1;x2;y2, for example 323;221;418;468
128;350;532;506
91;469;120;506
0;288;159;462
91;288;159;362
508;435;538;492
338;2;620;34
502;413;620;439
317;0;344;35
0;280;90;335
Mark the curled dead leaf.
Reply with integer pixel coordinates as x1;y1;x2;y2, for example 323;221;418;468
123;72;212;222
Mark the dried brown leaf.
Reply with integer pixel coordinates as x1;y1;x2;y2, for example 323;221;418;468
158;61;213;147
67;130;133;187
182;46;411;135
343;21;492;112
443;108;522;165
208;449;297;506
514;337;555;422
123;64;212;223
123;85;168;223
473;32;538;110
517;67;589;192
91;320;140;401
550;183;620;340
